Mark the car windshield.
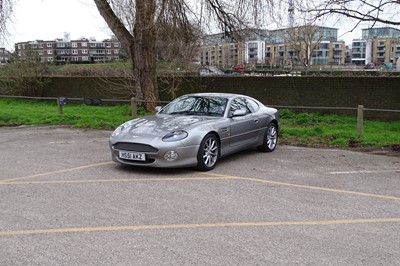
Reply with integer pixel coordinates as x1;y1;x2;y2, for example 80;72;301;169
159;95;228;117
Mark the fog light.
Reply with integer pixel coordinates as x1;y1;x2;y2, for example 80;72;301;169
164;150;179;161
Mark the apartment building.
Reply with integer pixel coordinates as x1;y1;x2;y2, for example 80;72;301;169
0;48;11;63
200;33;246;67
352;27;400;66
265;26;346;67
15;37;122;63
199;26;346;68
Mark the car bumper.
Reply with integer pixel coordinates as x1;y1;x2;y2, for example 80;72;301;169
110;142;200;168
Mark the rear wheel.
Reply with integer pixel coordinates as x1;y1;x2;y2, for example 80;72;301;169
258;122;278;152
197;134;219;171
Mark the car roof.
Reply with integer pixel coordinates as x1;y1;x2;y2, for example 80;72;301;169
184;92;248;99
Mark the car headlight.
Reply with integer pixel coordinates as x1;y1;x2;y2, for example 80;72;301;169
162;130;188;142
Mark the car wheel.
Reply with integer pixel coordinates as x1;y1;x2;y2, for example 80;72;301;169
197;133;219;171
258;122;278;152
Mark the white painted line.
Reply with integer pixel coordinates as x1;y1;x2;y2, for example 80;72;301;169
329;170;400;175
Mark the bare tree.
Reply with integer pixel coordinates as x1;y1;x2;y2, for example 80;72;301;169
300;0;400;30
93;0;277;111
0;0;13;41
0;51;51;96
284;24;324;68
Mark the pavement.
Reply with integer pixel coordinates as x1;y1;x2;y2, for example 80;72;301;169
0;125;399;265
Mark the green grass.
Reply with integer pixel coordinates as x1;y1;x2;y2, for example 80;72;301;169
279;109;400;150
0;98;133;129
1;98;399;151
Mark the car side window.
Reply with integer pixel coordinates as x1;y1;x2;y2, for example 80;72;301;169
230;98;251;114
246;98;260;113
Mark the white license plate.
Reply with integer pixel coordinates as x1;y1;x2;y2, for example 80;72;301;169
119;151;146;161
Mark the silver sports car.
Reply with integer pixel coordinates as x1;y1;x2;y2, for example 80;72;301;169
109;93;279;171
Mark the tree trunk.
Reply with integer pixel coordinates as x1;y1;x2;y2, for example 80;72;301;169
93;0;159;111
134;0;158;111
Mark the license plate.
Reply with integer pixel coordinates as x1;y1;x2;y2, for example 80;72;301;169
119;151;146;161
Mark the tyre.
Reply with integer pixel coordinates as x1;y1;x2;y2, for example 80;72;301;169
258;122;278;152
197;133;219;171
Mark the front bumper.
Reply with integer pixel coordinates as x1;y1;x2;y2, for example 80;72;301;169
110;142;200;168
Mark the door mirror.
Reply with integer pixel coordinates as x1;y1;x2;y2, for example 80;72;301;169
230;109;247;117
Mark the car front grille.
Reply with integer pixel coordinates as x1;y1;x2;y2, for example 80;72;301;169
113;142;158;153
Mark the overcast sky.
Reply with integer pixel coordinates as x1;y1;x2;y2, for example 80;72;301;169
5;0;361;51
5;0;111;51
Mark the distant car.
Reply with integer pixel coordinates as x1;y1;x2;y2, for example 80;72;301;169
234;65;246;70
109;93;279;171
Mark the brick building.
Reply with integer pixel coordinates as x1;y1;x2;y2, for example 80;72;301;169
352;27;400;66
0;48;11;63
15;37;122;63
199;26;346;68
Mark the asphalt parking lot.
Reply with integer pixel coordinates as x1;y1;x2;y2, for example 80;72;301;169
1;125;399;265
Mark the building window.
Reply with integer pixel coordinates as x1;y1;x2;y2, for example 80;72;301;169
72;50;78;54
47;57;53;62
106;43;111;47
114;49;119;54
114;43;119;47
82;56;89;61
47;43;53;47
81;42;87;47
57;43;65;48
72;42;77;48
47;50;53;55
106;50;111;54
82;49;88;54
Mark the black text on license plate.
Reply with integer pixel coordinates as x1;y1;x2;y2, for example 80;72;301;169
119;151;145;161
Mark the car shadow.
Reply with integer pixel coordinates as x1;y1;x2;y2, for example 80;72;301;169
112;148;261;175
114;163;195;176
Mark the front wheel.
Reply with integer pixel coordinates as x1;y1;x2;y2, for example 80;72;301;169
258;122;278;152
197;134;219;171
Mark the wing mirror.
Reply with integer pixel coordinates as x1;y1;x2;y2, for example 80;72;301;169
229;109;247;118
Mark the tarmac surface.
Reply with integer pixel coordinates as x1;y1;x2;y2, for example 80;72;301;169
0;125;399;265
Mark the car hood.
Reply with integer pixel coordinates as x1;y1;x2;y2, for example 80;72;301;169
117;114;217;138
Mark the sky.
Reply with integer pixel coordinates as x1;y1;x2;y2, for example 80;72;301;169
4;0;362;52
5;0;112;51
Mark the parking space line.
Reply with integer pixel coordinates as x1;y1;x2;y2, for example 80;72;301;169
202;173;400;201
329;169;400;175
1;218;399;236
0;176;235;186
0;162;114;184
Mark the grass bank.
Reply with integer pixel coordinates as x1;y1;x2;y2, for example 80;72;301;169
1;98;399;153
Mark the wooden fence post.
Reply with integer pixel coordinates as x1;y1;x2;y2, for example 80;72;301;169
57;98;63;114
357;105;364;137
131;97;137;118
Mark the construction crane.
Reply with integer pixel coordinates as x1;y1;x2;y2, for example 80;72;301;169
288;0;295;27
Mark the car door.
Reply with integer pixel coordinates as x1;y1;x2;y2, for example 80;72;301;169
228;97;261;147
